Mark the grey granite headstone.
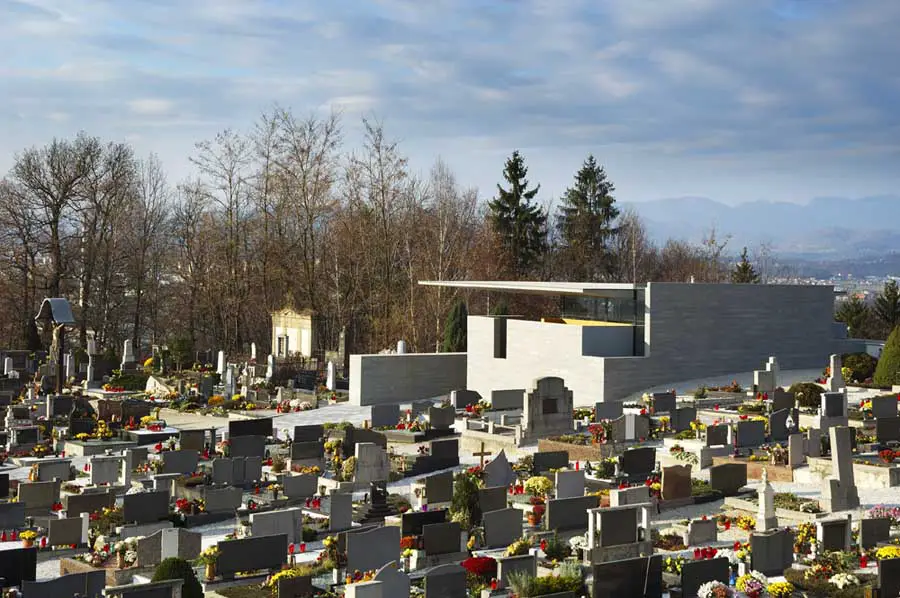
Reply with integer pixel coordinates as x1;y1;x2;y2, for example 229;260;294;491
0;502;25;528
651;391;676;413
280;473;318;499
36;458;73;482
554;469;585;499
373;562;411;597
750;528;794;576
482;508;522;549
450;389;480;409
293;424;324;442
347;525;401;571
21;570;105;598
879;556;900;598
229;435;266;459
769;408;797;442
708;463;747;495
250;507;303;548
65;490;114;517
770;389;794;413
290;441;324;460
179;430;205;452
670;407;696;433
427;405;455;430
596;505;640;546
594;401;623;421
49;516;85;547
680;557;729;598
735;420;766;448
823;392;845;417
370;404;400;428
422;521;461;555
860;518;892;549
329;490;353;531
423;563;466;598
424;471;454;504
872;395;897;419
401;510;447;535
483;449;516;488
591;555;663;598
124;490;169;524
430;437;459;460
203;486;242;512
477;486;508;515
544;495;597;532
490;389;524;410
216;533;287;579
496;553;536;590
705;425;729;447
160;449;198;474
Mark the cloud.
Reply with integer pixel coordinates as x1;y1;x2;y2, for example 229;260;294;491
0;0;899;205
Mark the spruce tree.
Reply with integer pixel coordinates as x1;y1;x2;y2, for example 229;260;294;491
441;300;467;352
835;295;870;338
556;155;619;281
874;325;900;387
731;247;760;283
488;151;547;278
874;280;900;336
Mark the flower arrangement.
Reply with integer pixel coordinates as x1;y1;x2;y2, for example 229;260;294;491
876;545;900;560
345;570;376;584
264;566;310;590
830;573;860;589
804;563;833;582
208;395;225;406
868;504;900;525
697;580;733;598
75;432;91;441
767;581;794;598
195;546;220;565
880;449;899;464
461;556;497;579
664;556;684;574
400;536;418;550
19;530;37;541
736;571;768;598
505;537;531;557
735;515;756;531
794;522;816;555
523;476;553;497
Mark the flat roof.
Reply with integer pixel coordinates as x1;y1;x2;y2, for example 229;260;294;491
418;280;642;298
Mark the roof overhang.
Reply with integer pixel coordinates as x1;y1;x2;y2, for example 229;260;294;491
418;280;643;299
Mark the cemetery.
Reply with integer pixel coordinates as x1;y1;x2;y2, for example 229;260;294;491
1;294;900;597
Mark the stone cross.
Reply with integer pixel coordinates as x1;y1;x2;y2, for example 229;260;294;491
827;354;845;392
822;426;860;512
473;442;493;468
3;357;13;376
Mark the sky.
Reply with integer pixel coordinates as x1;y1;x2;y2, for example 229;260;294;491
2;0;900;205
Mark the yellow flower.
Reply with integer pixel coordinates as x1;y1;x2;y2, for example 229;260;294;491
767;581;795;598
876;545;900;560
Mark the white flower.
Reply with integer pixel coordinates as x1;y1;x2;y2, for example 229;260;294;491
831;573;860;589
713;548;740;565
113;542;125;553
698;580;733;598
125;550;138;563
568;535;587;550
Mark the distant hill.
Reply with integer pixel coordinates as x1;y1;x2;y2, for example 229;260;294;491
624;195;900;262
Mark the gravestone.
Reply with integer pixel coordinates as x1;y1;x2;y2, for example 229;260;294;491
879;557;900;598
827;354;844;391
370;404;400;428
532;450;569;474
544;495;598;532
22;569;105;598
705;425;730;447
788;433;806;468
591;555;663;598
821;426;859;512
293;424;324;442
670;407;696;433
0;502;25;528
661;465;691;501
290;441;324;460
429;437;459;460
769;408;797;442
329;490;353;531
770;389;794;413
347;525;401;572
35;458;73;482
280;473;318;498
423;563;466;598
18;480;60;514
822;392;845;418
496;553;536;589
620;447;656;479
401;509;447;536
750;528;794;576
124;490;170;524
204;486;242;512
477;486;508;515
354;442;390;484
735;420;766;448
859;518;891;549
490;389;524;410
179;430;205;452
609;485;650;507
680;557;730;598
427;405;455;430
483;508;522;548
685;519;718;546
424;471;454;504
422;521;461;555
483;449;516;488
90;455;124;486
47;395;74;418
229;435;266;459
126;447;149;470
872;395;897;419
216;533;287;579
0;473;8;499
521;376;574;439
373;562;410;597
555;469;585;499
708;463;747;495
817;516;851;552
757;471;777;531
49;516;86;547
594;504;645;547
450;389;480;410
228;416;273;438
594;401;623;421
160;449;199;475
250;507;303;548
651;391;676;414
609;413;650;443
876;417;900;443
136;528;202;568
0;547;37;588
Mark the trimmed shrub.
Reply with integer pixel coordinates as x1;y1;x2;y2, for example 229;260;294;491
842;352;877;383
789;382;824;409
874;326;900;387
151;557;203;598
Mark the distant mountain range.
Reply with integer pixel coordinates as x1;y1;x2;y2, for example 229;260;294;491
624;196;900;272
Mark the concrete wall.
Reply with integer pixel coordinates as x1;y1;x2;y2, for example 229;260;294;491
350;353;466;406
467;283;857;406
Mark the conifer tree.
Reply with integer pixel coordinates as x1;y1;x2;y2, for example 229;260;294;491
488;151;547;278
441;300;467;352
731;247;760;283
874;280;900;335
556;155;619;280
835;295;870;338
874;325;900;386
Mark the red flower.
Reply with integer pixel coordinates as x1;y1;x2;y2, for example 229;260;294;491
714;404;720;411
694;548;701;559
540;539;547;551
461;556;497;578
733;541;741;550
289;543;295;554
640;408;647;415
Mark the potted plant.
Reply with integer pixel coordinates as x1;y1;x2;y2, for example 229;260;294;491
196;546;220;581
269;483;283;500
20;530;37;548
115;541;127;569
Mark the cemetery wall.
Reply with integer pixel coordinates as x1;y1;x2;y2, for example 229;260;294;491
468;283;862;405
349;353;466;406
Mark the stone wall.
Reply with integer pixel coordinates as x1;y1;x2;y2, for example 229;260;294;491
349;353;466;406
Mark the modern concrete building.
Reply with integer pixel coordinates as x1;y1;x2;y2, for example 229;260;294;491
420;280;860;406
